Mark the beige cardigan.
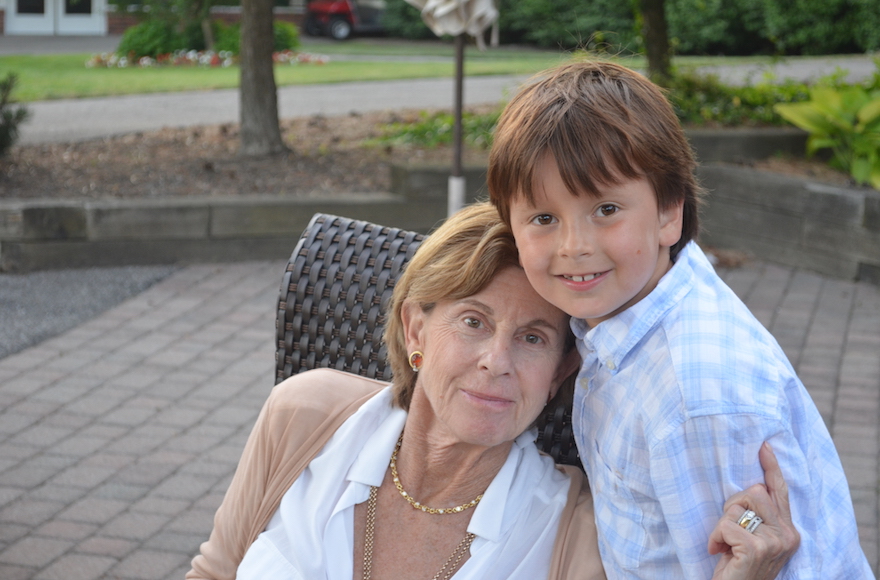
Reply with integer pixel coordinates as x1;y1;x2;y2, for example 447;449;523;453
187;368;605;580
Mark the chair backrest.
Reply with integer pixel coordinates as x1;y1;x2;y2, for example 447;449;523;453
276;212;582;471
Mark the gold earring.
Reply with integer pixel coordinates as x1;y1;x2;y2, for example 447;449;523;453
409;351;424;372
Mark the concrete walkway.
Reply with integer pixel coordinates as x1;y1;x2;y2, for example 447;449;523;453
17;75;531;145
0;258;878;579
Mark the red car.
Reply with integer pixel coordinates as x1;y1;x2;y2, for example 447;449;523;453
304;0;387;40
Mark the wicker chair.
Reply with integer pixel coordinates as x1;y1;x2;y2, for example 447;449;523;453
275;212;582;471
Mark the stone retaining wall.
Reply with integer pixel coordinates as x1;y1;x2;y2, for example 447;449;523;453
0;193;447;272
3;127;878;285
699;165;880;285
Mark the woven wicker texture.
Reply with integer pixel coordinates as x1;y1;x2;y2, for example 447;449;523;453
276;212;582;470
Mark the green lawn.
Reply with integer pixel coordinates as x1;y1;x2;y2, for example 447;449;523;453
0;42;571;102
0;37;825;103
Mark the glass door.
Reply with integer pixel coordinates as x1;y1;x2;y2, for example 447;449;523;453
56;0;106;34
6;0;56;34
4;0;106;34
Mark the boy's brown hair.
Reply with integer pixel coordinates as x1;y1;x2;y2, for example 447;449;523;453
488;60;703;258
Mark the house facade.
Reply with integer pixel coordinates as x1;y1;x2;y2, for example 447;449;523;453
1;0;108;34
0;0;306;35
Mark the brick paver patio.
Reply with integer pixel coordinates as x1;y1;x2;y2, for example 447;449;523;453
0;259;877;579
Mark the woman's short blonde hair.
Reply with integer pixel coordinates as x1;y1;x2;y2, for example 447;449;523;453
384;202;522;409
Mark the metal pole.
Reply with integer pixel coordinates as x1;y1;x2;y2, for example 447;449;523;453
453;33;464;178
448;33;466;216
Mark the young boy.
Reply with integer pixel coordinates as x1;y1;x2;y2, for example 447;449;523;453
488;60;873;579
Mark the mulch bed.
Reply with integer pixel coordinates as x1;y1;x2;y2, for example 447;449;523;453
0;108;491;201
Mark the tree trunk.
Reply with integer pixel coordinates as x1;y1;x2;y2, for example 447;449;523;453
239;0;287;156
201;18;215;52
640;0;671;85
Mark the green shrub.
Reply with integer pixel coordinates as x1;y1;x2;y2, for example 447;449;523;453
667;60;880;128
379;0;877;56
121;18;300;58
666;69;811;126
273;20;300;51
762;0;879;55
369;62;880;173
497;0;637;51
213;21;240;54
775;86;880;188
117;19;187;58
380;0;434;40
381;0;636;48
213;20;300;55
666;0;772;55
374;108;502;149
180;20;208;52
370;69;811;151
0;73;30;156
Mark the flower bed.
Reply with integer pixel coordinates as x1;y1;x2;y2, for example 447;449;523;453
85;50;329;69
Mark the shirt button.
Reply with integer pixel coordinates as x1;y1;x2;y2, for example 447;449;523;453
606;360;616;370
579;378;589;389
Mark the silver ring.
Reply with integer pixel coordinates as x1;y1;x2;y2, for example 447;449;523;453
746;516;763;533
737;509;757;529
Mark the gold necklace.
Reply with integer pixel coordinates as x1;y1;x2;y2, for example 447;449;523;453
362;485;476;580
389;433;483;515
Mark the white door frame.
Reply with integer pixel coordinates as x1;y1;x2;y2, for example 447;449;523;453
4;0;107;35
5;0;55;34
56;0;107;34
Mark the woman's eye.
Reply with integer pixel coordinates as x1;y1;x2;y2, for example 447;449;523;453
532;214;555;225
524;333;543;344
464;317;482;328
595;204;618;217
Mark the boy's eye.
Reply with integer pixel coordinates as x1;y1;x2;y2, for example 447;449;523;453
595;204;618;217
532;214;556;225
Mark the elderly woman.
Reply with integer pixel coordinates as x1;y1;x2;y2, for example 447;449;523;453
187;203;797;580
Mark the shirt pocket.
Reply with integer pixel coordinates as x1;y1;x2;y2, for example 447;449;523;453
591;441;646;572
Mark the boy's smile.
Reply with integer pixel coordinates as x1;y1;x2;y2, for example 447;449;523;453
509;155;683;327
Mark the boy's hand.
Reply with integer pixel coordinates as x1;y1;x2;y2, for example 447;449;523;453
708;442;800;580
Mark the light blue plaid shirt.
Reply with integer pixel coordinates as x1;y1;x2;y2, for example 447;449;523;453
572;241;873;579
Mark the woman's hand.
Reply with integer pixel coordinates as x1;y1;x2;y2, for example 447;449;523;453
708;442;800;580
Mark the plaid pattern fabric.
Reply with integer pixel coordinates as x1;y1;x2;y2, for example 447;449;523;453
571;242;872;579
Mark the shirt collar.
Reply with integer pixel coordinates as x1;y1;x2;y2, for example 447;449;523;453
465;428;536;543
346;394;536;544
347;389;407;488
571;241;701;373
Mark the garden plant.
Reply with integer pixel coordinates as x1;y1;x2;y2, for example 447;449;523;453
375;64;877;148
0;73;30;156
117;18;300;59
775;83;880;189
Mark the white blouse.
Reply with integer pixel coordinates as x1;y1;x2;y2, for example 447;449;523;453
236;387;572;580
